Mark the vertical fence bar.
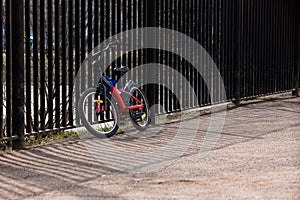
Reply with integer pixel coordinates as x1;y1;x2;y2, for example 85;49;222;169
128;0;132;69
218;0;222;101
94;0;99;47
122;0;126;66
233;0;241;105
132;0;137;80
193;0;199;106
187;0;191;107
168;0;173;112
128;0;132;81
263;0;267;94
68;0;74;126
220;0;226;101
281;0;285;90
255;0;260;95
48;0;54;129
210;0;215;102
106;0;111;74
294;0;300;96
11;0;24;149
213;0;219;101
276;0;281;92
283;1;289;91
25;0;31;133
100;0;104;41
75;0;80;73
88;0;93;53
164;0;169;112
163;0;168;112
158;0;164;114
175;0;180;111
100;0;105;100
81;0;86;64
254;0;259;95
240;0;245;98
249;0;254;96
5;1;10;135
111;0;116;77
94;0;100;84
191;0;196;106
80;0;86;94
206;0;212;105
264;0;270;94
182;0;186;108
32;0;39;131
221;0;227;100
253;0;258;96
0;0;3;139
137;0;142;83
179;0;183;108
259;0;264;95
243;0;248;97
40;0;46;130
229;1;235;99
259;0;265;95
287;1;293;91
283;0;287;91
199;0;204;104
87;0;93;122
5;0;12;141
191;0;195;106
274;0;279;92
212;0;217;101
61;0;67;127
116;0;121;68
104;0;110;83
166;0;170;111
202;0;207;105
75;0;80;125
145;0;157;122
55;0;61;128
289;0;293;90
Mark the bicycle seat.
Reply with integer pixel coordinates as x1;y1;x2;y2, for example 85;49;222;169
114;66;129;74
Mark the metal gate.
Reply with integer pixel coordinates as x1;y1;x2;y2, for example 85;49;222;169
0;0;299;149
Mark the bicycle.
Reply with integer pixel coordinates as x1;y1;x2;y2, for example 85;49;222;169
78;41;151;138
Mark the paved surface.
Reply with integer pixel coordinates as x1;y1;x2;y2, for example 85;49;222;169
0;94;299;200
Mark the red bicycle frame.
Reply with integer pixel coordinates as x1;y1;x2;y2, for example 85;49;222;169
110;86;144;113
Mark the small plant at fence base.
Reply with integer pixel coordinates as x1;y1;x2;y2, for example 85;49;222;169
24;131;80;147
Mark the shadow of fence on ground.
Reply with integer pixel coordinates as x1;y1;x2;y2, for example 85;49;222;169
0;96;299;199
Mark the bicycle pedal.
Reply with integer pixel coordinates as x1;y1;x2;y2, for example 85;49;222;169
141;113;146;121
131;110;145;122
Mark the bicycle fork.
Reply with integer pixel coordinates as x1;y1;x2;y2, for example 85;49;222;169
94;83;107;115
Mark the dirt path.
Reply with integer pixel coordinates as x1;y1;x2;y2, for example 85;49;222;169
0;95;299;200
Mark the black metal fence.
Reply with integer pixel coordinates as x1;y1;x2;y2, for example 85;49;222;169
0;0;299;149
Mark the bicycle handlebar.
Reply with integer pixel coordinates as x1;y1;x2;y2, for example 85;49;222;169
93;40;119;58
108;40;119;46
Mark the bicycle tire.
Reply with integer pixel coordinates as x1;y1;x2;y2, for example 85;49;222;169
128;84;151;131
78;87;119;138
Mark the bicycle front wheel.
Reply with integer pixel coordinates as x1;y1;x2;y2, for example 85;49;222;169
78;87;119;138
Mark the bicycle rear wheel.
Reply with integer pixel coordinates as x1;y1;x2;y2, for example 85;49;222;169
129;84;150;131
78;87;119;138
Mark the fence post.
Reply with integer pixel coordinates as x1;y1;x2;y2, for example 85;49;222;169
293;0;300;97
5;0;12;146
11;0;25;149
144;0;158;124
233;0;242;105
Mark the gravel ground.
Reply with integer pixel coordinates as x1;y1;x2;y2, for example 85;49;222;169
0;94;299;200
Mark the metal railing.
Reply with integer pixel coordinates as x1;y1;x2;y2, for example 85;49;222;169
0;0;299;149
